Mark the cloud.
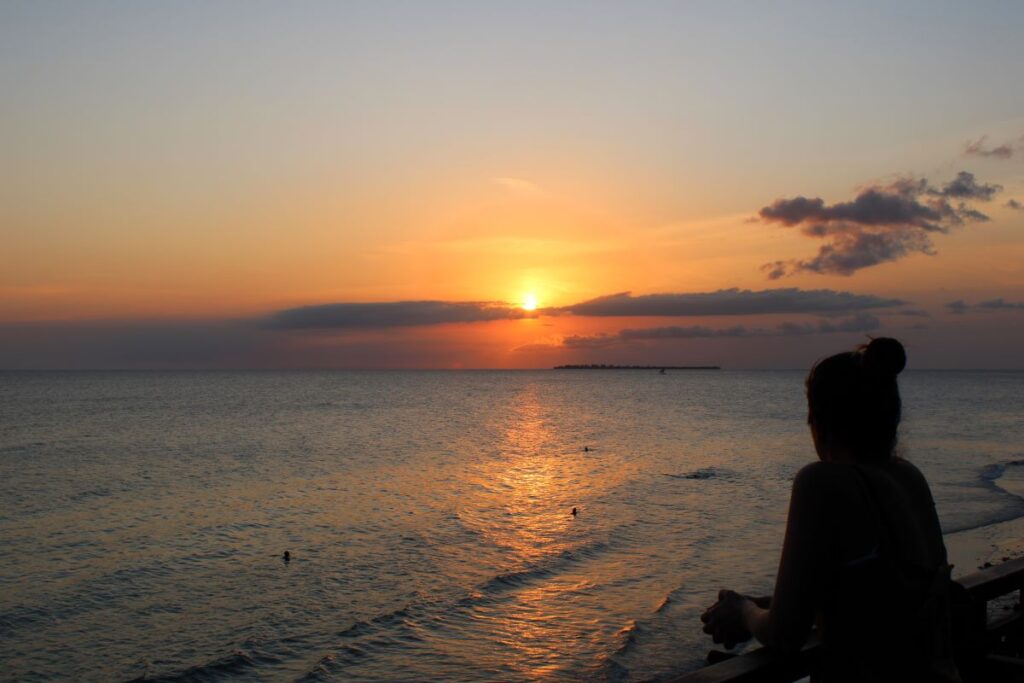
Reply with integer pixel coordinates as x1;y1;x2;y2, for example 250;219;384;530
561;333;620;349
1008;199;1024;211
978;298;1024;311
945;300;970;315
759;172;1002;277
267;301;529;329
778;312;882;336
561;288;903;317
964;135;1022;160
619;324;753;340
935;171;1001;201
943;298;1024;314
249;287;907;334
812;312;882;333
536;313;882;350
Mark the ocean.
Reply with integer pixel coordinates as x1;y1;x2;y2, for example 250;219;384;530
2;370;1023;682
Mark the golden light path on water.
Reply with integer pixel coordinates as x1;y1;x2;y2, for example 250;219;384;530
451;383;638;678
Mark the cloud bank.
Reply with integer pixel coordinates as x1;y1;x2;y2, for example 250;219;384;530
542;312;882;350
979;298;1024;311
266;288;903;330
561;288;902;317
759;172;1002;277
945;298;1024;314
0;288;914;368
945;300;969;315
268;301;530;329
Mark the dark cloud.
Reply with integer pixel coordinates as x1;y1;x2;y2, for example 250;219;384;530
266;288;902;331
945;300;969;315
761;261;788;280
943;298;1024;314
759;189;945;231
814;312;881;334
759;172;1002;277
561;334;620;349
1007;199;1024;211
935;171;1001;201
778;313;881;336
619;324;753;340
268;301;529;329
562;288;903;317
895;308;930;317
964;135;1021;160
978;298;1024;311
544;313;882;350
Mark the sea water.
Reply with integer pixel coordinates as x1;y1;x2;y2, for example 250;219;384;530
1;370;1023;682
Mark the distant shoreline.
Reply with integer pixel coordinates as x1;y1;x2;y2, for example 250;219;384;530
552;364;721;370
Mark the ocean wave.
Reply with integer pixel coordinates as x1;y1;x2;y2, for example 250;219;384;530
299;540;614;679
981;459;1024;484
127;649;276;682
944;459;1024;534
336;605;412;639
305;607;423;681
0;441;48;454
612;619;641;656
478;540;611;594
663;467;727;481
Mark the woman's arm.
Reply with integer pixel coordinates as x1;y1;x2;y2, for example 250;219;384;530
703;463;832;651
762;462;832;651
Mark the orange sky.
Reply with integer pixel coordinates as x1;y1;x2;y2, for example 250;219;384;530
2;3;1024;368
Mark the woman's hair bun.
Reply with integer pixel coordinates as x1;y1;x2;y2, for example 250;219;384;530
862;337;906;378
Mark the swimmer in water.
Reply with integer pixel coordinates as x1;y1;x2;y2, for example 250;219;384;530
283;551;291;562
584;446;590;452
571;507;578;517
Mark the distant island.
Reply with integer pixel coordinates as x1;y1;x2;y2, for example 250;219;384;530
553;364;721;370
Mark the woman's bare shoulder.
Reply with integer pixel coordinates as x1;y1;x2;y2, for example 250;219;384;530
792;461;860;496
888;457;937;500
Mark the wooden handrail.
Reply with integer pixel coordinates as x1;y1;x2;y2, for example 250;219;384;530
955;556;1024;601
665;558;1024;682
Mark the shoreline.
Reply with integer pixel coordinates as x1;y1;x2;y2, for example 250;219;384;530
946;513;1024;577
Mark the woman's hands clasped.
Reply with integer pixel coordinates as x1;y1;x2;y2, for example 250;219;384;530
700;589;756;649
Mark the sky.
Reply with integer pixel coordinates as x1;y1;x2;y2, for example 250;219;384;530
2;1;1023;369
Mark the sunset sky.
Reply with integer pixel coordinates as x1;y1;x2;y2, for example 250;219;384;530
3;1;1023;368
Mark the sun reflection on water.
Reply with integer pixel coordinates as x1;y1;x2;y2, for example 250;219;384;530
477;385;579;562
448;383;627;678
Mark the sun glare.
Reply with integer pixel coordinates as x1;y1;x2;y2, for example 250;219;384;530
522;293;538;311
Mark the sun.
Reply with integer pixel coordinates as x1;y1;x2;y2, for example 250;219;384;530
522;293;538;311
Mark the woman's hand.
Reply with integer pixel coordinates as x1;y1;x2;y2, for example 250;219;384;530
701;589;755;649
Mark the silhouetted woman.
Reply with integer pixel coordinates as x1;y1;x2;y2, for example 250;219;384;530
701;338;960;682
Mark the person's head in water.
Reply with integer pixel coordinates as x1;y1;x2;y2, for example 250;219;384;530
805;337;906;463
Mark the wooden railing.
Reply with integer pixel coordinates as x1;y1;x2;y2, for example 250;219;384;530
666;557;1024;683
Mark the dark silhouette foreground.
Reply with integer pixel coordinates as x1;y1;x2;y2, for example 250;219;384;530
700;338;961;682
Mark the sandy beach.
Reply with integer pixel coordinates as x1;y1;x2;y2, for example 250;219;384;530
947;516;1024;579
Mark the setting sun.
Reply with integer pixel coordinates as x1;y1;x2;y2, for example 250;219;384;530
522;293;538;311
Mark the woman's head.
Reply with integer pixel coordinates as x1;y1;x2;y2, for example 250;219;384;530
805;337;906;462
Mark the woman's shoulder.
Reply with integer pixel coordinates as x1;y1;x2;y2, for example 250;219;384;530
886;457;937;502
792;458;935;501
792;461;862;497
794;460;857;481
